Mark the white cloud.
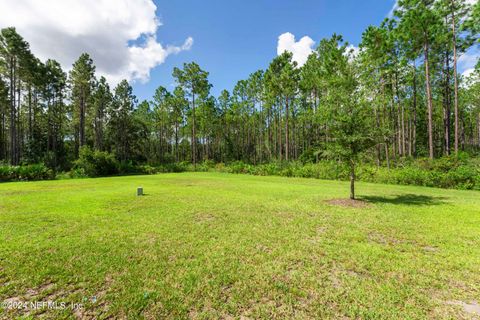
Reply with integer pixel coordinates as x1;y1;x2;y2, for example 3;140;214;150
462;68;475;78
459;47;479;76
277;32;315;67
124;35;193;84
0;0;193;85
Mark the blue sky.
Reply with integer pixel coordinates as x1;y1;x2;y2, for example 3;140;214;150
2;0;476;103
132;0;396;101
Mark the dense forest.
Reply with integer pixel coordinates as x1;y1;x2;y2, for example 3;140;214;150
1;0;479;180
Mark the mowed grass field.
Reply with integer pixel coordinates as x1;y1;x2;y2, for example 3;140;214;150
1;173;480;319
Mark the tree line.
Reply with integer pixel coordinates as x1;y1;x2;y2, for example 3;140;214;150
0;0;479;175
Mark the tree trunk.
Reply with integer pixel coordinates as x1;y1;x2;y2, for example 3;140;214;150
94;104;103;151
451;0;459;155
401;104;406;156
277;110;282;160
375;107;381;166
408;117;412;157
28;85;32;141
79;89;85;148
443;48;452;155
390;81;397;159
381;76;390;166
267;107;272;158
16;76;21;164
412;62;417;156
477;113;480;149
52;96;57;168
175;122;179;162
10;56;16;165
192;93;196;168
350;160;355;200
424;39;434;159
394;71;404;156
1;103;4;160
285;96;289;161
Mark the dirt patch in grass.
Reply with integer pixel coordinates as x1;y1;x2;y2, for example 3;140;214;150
195;212;217;224
325;198;371;208
73;292;109;319
73;274;112;319
1;277;112;319
1;282;57;317
307;227;328;244
255;244;272;254
330;274;343;289
422;246;439;253
368;232;405;246
446;300;480;316
3;282;55;301
275;211;297;221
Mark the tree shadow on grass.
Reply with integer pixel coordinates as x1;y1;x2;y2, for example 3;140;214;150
360;194;448;206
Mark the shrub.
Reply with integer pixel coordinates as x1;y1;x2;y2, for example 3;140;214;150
168;162;192;173
196;160;216;172
226;161;252;174
444;165;477;190
214;162;226;172
212;157;480;191
73;147;119;177
117;161;137;175
0;165;14;181
137;165;159;175
70;167;88;179
0;164;54;182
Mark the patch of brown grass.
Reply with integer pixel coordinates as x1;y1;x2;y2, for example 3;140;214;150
325;198;371;208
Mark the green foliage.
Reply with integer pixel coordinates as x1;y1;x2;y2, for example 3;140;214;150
73;146;119;177
173;62;211;101
0;164;54;182
70;153;196;178
216;161;347;180
69;53;96;152
1;10;480;191
364;156;480;189
214;157;480;190
195;159;216;172
13;150;476;190
107;80;141;162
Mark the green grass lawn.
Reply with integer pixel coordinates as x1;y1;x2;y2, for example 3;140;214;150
1;173;480;319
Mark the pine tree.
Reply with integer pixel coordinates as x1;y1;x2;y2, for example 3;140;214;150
92;76;111;151
69;53;96;156
172;62;211;167
265;52;299;161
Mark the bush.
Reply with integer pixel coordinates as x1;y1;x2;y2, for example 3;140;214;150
196;160;216;172
0;164;54;182
73;147;119;177
137;165;159;175
5;151;479;191
70;152;195;178
117;161;137;175
212;157;480;191
444;164;477;190
225;161;252;174
166;162;191;173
